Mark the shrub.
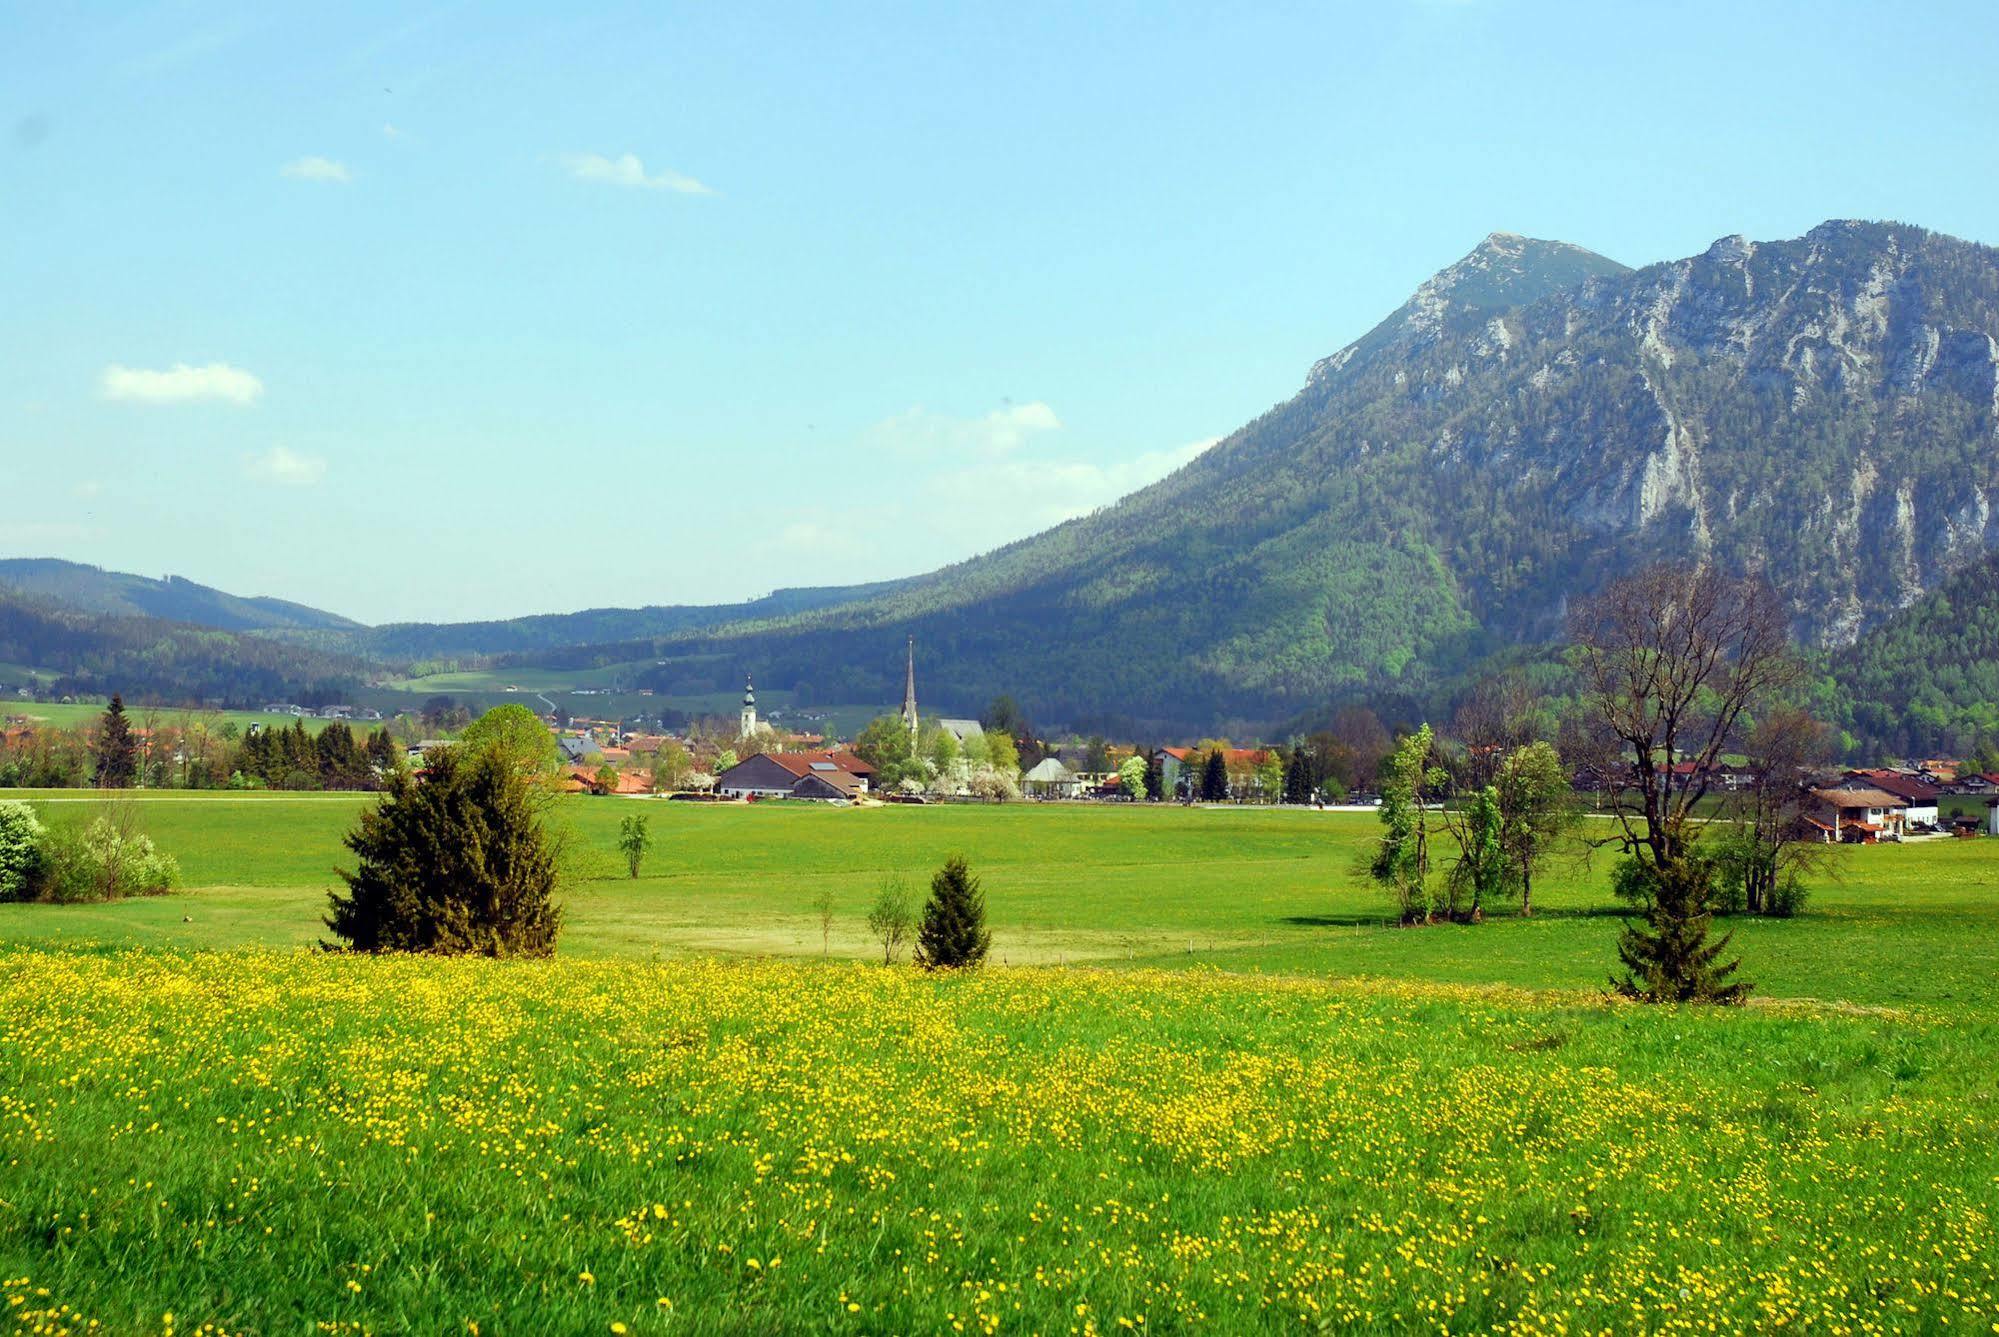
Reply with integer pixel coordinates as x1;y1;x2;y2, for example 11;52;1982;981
0;800;46;902
866;875;914;964
915;855;991;970
617;814;652;878
36;811;180;903
326;745;561;956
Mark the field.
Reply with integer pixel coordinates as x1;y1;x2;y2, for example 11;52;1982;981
3;797;1999;1331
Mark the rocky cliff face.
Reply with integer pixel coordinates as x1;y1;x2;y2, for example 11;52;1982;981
616;221;1999;728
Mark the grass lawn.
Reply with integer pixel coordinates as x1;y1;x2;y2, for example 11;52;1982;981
4;794;1999;1011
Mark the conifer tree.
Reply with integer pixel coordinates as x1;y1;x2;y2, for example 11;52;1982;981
1200;749;1229;802
1611;855;1748;1003
914;854;991;970
326;746;561;956
93;695;137;788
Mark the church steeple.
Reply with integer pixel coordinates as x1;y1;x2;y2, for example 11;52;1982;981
739;675;757;738
901;637;918;741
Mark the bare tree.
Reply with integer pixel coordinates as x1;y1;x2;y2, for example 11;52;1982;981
1718;706;1834;916
1569;563;1799;870
1569;564;1801;1002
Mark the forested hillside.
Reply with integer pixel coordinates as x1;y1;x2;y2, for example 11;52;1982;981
0;559;359;633
1829;549;1999;756
273;580;913;663
0;587;365;707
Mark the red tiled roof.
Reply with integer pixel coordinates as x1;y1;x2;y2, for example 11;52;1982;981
1843;770;1940;802
761;750;876;779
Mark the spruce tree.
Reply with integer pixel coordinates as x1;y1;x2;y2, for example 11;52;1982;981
914;854;991;970
1611;855;1748;1003
1200;749;1229;802
326;745;561;956
93;694;137;788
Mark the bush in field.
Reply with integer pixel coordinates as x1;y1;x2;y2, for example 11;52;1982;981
866;875;914;964
617;814;652;878
915;855;991;970
327;746;561;957
36;811;180;903
0;801;46;902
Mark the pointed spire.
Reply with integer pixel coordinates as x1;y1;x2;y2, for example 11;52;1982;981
901;636;918;739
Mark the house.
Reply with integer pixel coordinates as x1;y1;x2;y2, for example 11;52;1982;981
1952;773;1999;797
1024;757;1080;799
938;719;985;743
1806;786;1908;843
566;767;653;796
557;736;601;764
789;766;864;801
1836;770;1941;828
713;750;877;799
1159;746;1276;799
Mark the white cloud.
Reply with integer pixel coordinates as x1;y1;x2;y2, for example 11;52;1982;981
243;446;327;486
72;480;102;499
281;155;352;183
381;122;402;139
864;401;1064;458
925;436;1216;532
563;152;714;195
99;362;263;406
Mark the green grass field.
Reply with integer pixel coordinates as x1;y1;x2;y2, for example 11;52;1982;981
4;795;1999;1330
4;794;1998;1009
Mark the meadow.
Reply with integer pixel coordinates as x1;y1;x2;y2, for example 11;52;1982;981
4;794;1999;1009
3;796;1999;1331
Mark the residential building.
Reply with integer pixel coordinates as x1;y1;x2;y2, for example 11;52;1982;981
1024;757;1080;799
1805;787;1909;843
1836;770;1941;827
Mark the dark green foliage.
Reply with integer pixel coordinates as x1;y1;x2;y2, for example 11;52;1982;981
1200;750;1229;802
326;747;561;957
1143;751;1164;800
1829;548;1999;757
0;586;363;707
1611;856;1749;1004
92;695;136;788
915;855;991;970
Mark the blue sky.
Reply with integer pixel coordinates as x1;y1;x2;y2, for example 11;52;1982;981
4;1;1996;624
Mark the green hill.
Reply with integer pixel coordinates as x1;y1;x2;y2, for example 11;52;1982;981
0;558;359;634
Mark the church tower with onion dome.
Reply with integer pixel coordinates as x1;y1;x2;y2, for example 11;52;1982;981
739;675;757;739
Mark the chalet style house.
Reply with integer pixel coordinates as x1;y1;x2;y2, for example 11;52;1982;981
714;750;876;800
1805;786;1908;843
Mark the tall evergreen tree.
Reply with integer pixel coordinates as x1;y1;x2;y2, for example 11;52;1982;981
1200;749;1229;802
93;694;137;788
1612;856;1748;1004
914;854;991;970
326;746;561;956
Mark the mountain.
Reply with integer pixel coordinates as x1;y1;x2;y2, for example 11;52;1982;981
0;559;360;635
1829;547;1999;756
527;220;1999;732
280;580;914;663
0;586;366;707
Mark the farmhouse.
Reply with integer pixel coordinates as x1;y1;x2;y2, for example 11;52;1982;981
1836;770;1941;828
1806;786;1909;843
714;750;876;800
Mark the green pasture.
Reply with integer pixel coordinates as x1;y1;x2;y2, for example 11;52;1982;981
4;792;1997;1011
